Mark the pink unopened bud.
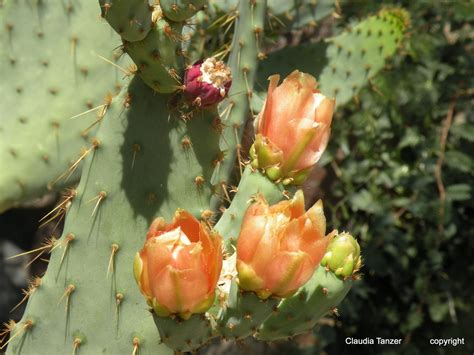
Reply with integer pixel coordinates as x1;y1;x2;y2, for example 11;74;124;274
184;58;232;107
134;209;223;319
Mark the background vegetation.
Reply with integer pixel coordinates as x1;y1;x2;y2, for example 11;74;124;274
312;1;474;353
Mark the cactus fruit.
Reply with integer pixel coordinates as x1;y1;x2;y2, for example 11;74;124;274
0;0;128;212
184;58;232;107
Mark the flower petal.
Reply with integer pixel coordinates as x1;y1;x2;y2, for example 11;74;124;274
173;209;201;243
152;265;209;314
259;74;280;136
264;251;314;296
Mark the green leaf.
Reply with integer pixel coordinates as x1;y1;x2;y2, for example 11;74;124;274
451;122;474;142
444;151;473;173
446;184;472;201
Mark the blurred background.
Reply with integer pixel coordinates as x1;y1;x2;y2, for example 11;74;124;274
1;0;472;354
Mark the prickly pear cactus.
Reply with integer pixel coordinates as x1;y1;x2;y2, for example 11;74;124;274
257;8;410;107
0;0;128;212
3;1;411;354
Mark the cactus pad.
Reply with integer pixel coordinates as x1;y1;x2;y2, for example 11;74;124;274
6;76;220;354
0;0;127;212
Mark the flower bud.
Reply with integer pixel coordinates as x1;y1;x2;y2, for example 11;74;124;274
184;57;232;107
252;70;335;184
134;209;223;319
236;190;331;299
321;232;361;278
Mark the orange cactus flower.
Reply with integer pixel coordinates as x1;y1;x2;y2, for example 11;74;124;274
134;209;223;319
250;70;335;185
236;190;331;299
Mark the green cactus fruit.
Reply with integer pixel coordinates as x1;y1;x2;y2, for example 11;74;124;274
0;0;128;212
321;232;362;278
256;265;352;340
160;0;207;22
6;76;221;354
99;0;154;42
123;15;184;93
257;8;410;108
153;314;214;352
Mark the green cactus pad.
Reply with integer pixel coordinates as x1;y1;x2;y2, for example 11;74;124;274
160;0;207;22
319;8;409;104
6;76;220;354
256;266;352;340
217;281;279;340
0;0;128;212
153;314;214;352
207;0;334;30
257;8;410;107
266;0;335;30
99;0;154;42
123;17;184;93
210;0;267;208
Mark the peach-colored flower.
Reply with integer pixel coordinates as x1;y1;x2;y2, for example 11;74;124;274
134;209;222;319
251;70;335;184
236;190;331;299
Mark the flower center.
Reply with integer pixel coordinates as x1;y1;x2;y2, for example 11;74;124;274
200;57;232;97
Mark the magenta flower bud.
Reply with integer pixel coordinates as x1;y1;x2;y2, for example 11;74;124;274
184;58;232;107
